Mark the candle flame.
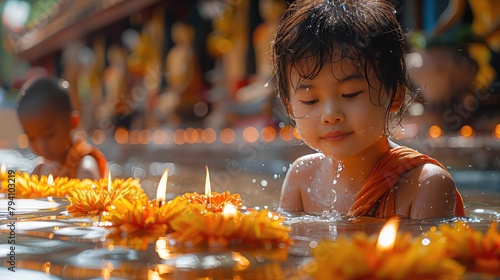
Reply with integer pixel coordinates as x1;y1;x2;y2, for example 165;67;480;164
205;165;212;205
156;168;169;203
107;171;112;192
376;218;399;252
48;174;54;186
222;203;238;219
0;163;5;175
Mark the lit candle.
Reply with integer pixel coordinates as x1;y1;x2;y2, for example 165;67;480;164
156;168;168;206
205;165;212;206
376;217;398;253
107;172;112;193
47;174;54;187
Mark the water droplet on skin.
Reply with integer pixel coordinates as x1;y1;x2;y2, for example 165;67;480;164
333;179;337;184
261;180;268;187
252;179;256;183
307;188;311;193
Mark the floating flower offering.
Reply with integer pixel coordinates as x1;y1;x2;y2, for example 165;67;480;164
425;220;500;273
299;218;465;279
168;202;290;247
102;195;187;236
100;168;186;235
166;166;290;247
1;172;80;198
67;173;146;216
182;166;242;212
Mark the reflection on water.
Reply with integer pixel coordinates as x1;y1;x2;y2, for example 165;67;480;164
0;191;499;279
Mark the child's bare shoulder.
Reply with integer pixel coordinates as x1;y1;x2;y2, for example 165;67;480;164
403;162;454;186
287;153;332;179
401;162;457;218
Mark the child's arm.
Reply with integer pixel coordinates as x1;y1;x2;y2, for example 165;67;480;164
406;163;457;219
278;157;306;213
76;156;101;180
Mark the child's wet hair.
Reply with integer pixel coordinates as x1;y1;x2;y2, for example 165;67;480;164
272;0;416;133
17;77;73;118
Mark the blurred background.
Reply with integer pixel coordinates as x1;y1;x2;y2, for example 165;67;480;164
0;0;499;203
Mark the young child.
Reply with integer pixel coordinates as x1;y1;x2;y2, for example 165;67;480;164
272;0;465;219
17;77;108;180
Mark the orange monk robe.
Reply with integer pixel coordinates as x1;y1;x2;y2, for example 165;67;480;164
348;146;465;218
62;139;108;179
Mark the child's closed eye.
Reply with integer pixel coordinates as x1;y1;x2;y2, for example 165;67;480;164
341;91;362;98
299;99;319;105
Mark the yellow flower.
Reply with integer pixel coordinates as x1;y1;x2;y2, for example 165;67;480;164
102;196;188;236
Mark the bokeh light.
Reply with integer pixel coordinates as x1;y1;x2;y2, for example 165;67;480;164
220;128;236;144
243;126;259;143
138;130;152;145
114;127;129;144
129;130;140;145
494;124;500;139
261;126;276;142
279;125;294;141
428;125;443;139
152;129;168;145
173;129;186;145
201;128;217;143
459;125;474;138
91;129;106;145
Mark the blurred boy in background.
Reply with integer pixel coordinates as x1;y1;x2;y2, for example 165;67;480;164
17;77;107;179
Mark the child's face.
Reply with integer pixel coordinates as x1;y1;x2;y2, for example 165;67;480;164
288;57;390;159
19;109;73;164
